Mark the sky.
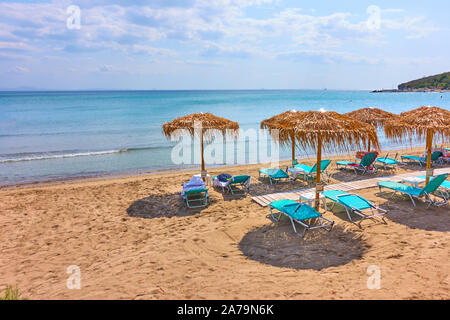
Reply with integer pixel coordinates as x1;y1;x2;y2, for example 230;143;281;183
0;0;449;90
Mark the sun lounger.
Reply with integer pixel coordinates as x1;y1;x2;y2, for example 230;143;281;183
269;199;334;238
322;190;387;226
401;151;442;167
409;175;450;200
375;152;398;170
291;159;332;182
227;175;251;195
212;174;232;193
182;176;208;208
377;173;448;208
259;168;289;185
336;152;377;175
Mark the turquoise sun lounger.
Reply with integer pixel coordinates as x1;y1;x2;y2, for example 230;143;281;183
259;168;289;185
182;176;209;208
269;200;334;238
293;159;332;182
375;152;398;170
336;152;377;175
401;151;442;167
227;175;251;195
377;173;448;208
414;175;450;200
183;188;208;208
322;190;387;226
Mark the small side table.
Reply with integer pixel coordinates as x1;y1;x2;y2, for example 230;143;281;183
299;192;326;208
401;176;426;188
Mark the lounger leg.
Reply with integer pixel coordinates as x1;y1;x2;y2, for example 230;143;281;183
290;218;308;238
270;208;282;222
408;194;416;207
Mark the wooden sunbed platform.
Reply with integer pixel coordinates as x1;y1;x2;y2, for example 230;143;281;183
251;167;450;207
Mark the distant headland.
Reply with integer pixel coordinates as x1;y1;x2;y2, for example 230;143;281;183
372;71;450;93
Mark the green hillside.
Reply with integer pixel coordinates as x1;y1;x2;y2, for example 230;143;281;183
398;72;450;90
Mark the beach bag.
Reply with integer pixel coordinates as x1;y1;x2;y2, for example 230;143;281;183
218;174;232;182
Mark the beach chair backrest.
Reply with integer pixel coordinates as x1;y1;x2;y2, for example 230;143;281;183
431;151;442;161
360;152;377;167
421;174;448;194
292;159;298;166
232;175;250;184
320;159;331;171
310;163;317;172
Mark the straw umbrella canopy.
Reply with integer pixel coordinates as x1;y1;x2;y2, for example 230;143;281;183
384;106;450;183
277;111;380;209
162;112;239;179
345;107;398;151
261;110;302;165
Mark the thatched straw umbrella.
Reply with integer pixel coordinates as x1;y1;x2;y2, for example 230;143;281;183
345;107;398;152
261;110;302;165
162;112;239;179
278;111;380;208
384;106;450;183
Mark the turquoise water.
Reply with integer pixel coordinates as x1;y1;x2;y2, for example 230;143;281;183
0;90;448;186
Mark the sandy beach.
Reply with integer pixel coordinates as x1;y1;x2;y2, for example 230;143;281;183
0;146;449;300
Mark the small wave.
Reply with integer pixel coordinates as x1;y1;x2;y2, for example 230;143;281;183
0;149;126;163
0;145;175;163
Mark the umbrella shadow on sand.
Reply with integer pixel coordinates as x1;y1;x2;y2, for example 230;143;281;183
376;192;450;232
126;192;216;219
239;223;366;271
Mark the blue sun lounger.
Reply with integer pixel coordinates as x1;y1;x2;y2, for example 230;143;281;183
414;175;450;200
401;151;442;167
182;176;208;208
336;152;377;175
377;173;448;208
259;168;289;185
292;159;332;182
375;152;398;170
269;200;334;238
322;190;387;226
227;175;251;195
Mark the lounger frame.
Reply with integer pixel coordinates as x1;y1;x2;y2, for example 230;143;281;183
227;176;251;195
324;193;387;227
377;183;447;209
270;204;334;238
375;152;398;170
258;170;289;185
184;190;208;208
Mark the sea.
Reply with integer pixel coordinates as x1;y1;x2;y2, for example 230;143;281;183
0;90;448;186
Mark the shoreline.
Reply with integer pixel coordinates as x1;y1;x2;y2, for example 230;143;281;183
0;145;429;191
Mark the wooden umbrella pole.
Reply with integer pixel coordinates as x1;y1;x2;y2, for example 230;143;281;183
291;133;295;165
200;130;206;181
315;135;322;209
426;129;432;184
368;140;371;152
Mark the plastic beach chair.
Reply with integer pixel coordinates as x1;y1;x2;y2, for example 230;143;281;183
336;152;378;175
258;168;289;185
269;200;334;238
377;173;448;208
322;190;387;226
